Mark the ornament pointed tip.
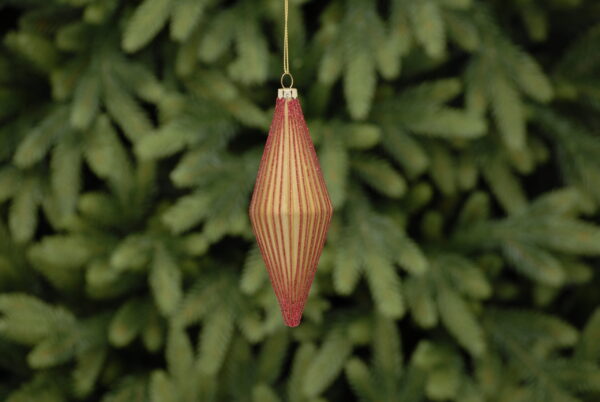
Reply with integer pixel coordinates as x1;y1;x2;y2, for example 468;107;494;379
283;312;302;327
281;301;304;327
284;319;301;328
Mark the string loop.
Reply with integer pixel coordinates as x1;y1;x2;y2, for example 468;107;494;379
280;72;294;89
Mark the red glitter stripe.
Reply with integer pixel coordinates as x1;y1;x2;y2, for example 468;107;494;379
293;99;324;303
268;99;288;303
253;98;286;304
292;100;318;308
290;100;306;306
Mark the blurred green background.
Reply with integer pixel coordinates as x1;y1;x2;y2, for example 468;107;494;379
0;0;600;401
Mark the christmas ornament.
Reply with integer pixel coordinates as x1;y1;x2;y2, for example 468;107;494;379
249;0;333;327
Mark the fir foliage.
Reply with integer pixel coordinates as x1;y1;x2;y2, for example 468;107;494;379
0;0;599;401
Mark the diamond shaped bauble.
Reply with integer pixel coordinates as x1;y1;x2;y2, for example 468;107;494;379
249;91;333;327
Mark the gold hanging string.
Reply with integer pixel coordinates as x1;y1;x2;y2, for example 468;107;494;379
281;0;294;88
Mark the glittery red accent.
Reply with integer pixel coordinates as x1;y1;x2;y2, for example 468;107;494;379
249;97;333;327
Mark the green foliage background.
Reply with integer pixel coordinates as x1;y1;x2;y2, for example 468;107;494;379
1;0;600;400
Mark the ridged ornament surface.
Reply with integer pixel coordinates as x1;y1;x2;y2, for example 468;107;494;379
249;95;333;327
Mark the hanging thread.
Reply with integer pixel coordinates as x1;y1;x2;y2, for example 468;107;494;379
281;0;294;88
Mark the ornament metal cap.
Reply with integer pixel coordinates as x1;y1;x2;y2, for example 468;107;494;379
278;88;298;99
